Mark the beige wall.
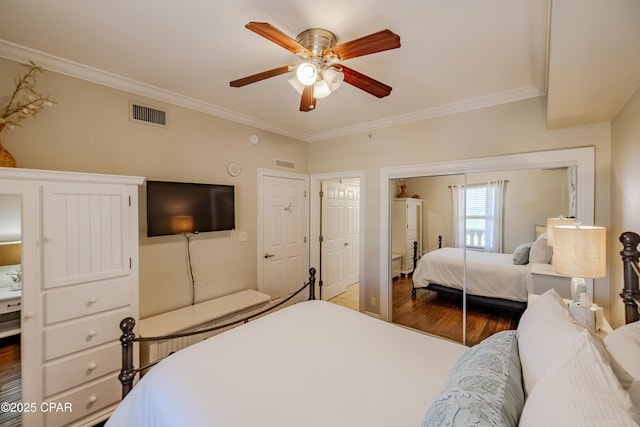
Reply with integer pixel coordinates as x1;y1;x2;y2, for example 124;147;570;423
309;96;612;314
610;86;640;327
0;58;309;318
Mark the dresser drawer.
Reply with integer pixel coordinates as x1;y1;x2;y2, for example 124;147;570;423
44;342;121;397
44;309;127;361
0;295;21;314
45;276;131;325
44;375;120;427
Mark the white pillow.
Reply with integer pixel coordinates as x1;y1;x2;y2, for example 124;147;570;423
519;329;636;426
529;232;553;264
604;320;640;382
604;320;640;416
517;289;583;395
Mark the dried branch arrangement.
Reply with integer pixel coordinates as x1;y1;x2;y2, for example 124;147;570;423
1;61;55;129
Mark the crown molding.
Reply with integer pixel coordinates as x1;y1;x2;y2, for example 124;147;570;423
307;86;545;142
0;39;544;143
0;40;309;141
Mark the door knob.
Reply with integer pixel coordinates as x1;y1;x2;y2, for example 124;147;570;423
264;253;275;259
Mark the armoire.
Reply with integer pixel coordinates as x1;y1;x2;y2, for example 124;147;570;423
0;167;143;426
391;197;423;276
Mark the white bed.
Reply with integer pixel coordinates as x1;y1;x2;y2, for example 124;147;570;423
108;294;640;426
107;234;640;426
107;300;467;427
412;247;533;304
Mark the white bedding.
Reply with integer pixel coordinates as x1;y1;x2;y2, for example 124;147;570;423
107;300;467;427
412;247;533;302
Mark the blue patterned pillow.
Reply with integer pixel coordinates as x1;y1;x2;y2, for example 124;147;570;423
513;241;533;265
422;330;524;427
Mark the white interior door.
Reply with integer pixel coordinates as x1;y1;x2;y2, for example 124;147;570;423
344;183;360;285
321;181;347;300
260;174;308;303
320;179;360;300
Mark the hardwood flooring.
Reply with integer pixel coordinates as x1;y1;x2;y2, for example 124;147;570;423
392;276;522;346
0;335;21;427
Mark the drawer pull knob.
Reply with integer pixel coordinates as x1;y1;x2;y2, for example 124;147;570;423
24;311;35;319
87;330;97;338
88;362;97;370
88;297;97;304
88;395;97;403
44;234;54;241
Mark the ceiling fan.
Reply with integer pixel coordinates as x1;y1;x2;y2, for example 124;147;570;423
229;22;401;112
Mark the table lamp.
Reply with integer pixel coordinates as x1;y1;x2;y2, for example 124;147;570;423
546;216;576;246
552;223;606;302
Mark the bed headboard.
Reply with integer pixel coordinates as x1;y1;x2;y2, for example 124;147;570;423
619;231;640;324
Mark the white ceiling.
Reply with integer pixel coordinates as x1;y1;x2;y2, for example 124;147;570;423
0;0;638;142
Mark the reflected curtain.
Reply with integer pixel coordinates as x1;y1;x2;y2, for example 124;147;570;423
451;184;465;248
485;180;506;253
569;166;577;217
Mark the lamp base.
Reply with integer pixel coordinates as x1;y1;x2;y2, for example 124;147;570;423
571;277;586;303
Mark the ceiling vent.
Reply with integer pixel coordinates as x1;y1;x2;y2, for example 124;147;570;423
275;159;296;170
130;101;167;127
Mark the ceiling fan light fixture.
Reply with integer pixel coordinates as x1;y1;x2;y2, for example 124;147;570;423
288;77;304;94
314;80;331;99
323;67;344;91
296;62;317;86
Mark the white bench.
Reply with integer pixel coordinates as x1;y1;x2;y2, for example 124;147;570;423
139;289;271;367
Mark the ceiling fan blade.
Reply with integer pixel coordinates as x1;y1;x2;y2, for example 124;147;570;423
229;65;295;87
246;22;311;56
341;65;392;98
324;29;400;60
300;85;316;112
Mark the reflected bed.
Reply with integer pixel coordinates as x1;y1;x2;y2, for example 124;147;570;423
412;247;532;311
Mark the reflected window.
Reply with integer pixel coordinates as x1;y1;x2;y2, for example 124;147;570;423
465;185;488;249
453;181;506;253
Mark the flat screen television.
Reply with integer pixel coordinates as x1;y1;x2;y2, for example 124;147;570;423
146;180;235;237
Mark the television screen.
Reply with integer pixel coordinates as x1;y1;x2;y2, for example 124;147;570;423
146;180;235;237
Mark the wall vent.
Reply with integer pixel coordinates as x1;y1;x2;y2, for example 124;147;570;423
275;159;296;170
130;102;167;127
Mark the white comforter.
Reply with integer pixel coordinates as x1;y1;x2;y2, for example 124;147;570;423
413;247;533;302
107;300;467;427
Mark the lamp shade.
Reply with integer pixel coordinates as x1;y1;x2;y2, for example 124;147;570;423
553;225;606;278
313;80;331;99
288;77;304;94
323;67;344;91
171;215;194;234
546;217;576;246
296;62;317;86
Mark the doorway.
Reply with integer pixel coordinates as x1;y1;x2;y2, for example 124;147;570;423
310;171;364;310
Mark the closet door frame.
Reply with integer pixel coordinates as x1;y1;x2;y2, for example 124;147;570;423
379;147;595;326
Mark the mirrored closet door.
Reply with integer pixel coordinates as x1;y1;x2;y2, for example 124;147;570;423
387;147;594;346
391;174;466;344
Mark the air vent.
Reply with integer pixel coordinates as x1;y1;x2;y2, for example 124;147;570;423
275;159;296;170
130;102;167;127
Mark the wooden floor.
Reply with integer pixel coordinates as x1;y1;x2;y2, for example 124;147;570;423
392;276;522;346
0;335;21;427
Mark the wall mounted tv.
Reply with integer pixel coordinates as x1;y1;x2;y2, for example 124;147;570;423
146;180;235;237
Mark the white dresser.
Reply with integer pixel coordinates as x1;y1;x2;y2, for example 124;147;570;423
392;198;423;275
0;168;143;427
